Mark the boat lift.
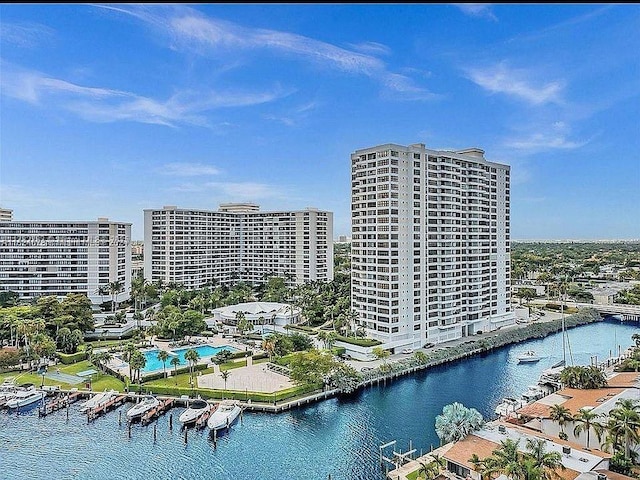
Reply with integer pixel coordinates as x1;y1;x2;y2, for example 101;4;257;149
379;439;417;474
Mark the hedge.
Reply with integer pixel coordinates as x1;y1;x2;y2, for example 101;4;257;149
331;346;346;356
335;335;382;347
284;325;316;334
200;330;218;337
229;350;252;359
57;351;87;364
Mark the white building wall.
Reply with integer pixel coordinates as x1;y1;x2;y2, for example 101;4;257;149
351;143;515;351
144;205;334;289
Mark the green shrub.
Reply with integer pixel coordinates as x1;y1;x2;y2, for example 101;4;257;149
252;352;268;360
57;351;87;364
200;330;218;337
335;335;381;347
229;350;252;359
331;347;346;356
0;348;21;368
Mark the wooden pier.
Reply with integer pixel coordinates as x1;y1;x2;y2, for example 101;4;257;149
88;395;127;422
141;398;174;426
195;404;216;430
39;391;81;417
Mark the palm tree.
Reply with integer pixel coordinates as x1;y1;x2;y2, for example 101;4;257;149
108;280;124;313
549;404;573;440
157;350;170;379
524;438;565;480
170;356;181;385
220;370;230;399
488;438;524;480
262;338;276;362
573;407;604;449
435;402;484;445
129;349;146;389
184;348;200;385
607;399;640;459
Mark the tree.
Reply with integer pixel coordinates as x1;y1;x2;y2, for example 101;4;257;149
170;356;181;385
416;454;446;480
573;407;604;449
549;404;573;440
184;348;200;385
157;350;170;379
236;313;253;340
606;398;640;460
60;293;94;332
129;349;146;387
220;370;230;398
261;337;276;362
288;349;336;386
108;280;124;313
435;402;484;444
213;350;232;365
560;365;607;389
372;347;391;371
326;363;360;394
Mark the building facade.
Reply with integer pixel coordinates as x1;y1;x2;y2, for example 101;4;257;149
0;218;132;304
0;208;13;222
143;204;333;289
351;143;514;351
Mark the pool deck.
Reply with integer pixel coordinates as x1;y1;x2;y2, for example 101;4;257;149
197;363;294;394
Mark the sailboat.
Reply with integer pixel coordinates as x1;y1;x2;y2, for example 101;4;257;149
537;287;572;392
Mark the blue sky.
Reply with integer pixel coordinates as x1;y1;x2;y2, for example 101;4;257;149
1;4;639;240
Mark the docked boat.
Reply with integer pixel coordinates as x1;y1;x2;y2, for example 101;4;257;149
207;400;241;431
517;350;540;363
0;378;16;401
5;384;44;409
126;395;160;421
495;397;527;417
179;398;211;425
521;384;547;403
79;389;117;413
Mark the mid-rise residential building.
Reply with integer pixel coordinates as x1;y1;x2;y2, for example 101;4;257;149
0;218;132;304
143;204;333;288
351;143;515;351
0;208;13;222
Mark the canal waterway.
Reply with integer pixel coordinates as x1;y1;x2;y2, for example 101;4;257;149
1;318;637;480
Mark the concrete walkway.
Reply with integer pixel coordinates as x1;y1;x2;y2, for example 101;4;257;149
197;364;294;393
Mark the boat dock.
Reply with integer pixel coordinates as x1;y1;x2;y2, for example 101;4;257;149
195;405;214;430
140;398;174;426
87;395;127;422
39;391;82;417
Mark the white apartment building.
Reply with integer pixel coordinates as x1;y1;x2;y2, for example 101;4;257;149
144;204;333;289
0;218;132;304
0;208;13;222
351;143;515;351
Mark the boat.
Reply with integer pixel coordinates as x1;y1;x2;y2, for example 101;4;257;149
521;385;547;403
126;395;160;421
179;398;211;425
517;350;540;363
207;400;242;431
495;397;527;417
79;389;117;413
5;384;44;409
0;378;16;401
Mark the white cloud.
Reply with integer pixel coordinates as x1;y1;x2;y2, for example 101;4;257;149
160;163;221;176
347;41;392;56
466;62;564;105
0;22;54;47
0;184;64;208
505;133;588;151
95;4;437;101
455;4;497;21
0;62;288;127
169;181;285;200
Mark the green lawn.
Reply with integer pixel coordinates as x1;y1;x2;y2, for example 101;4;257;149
0;360;125;392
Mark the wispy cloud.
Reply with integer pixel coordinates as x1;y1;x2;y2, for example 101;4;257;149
95;4;438;101
466;62;564;105
504;122;590;152
264;100;320;127
0;22;55;48
160;163;221;176
169;181;286;200
454;4;498;21
0;184;64;208
0;61;288;127
347;41;392;56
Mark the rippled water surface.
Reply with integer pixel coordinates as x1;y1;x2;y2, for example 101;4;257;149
1;319;637;480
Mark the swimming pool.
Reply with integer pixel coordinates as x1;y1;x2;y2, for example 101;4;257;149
141;345;238;373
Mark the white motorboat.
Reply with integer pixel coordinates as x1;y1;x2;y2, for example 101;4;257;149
179;398;211;425
79;389;117;413
126;395;160;421
5;384;44;409
495;397;527;417
517;350;540;363
521;385;547;403
207;400;242;431
0;378;16;401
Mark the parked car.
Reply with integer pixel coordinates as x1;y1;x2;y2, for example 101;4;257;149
340;353;352;360
423;342;435;349
361;366;373;372
401;348;414;354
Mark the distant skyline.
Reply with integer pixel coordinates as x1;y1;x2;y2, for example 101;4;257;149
1;4;638;240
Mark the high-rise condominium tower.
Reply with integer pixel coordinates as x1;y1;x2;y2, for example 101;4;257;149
0;218;131;303
144;204;333;288
351;143;515;351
